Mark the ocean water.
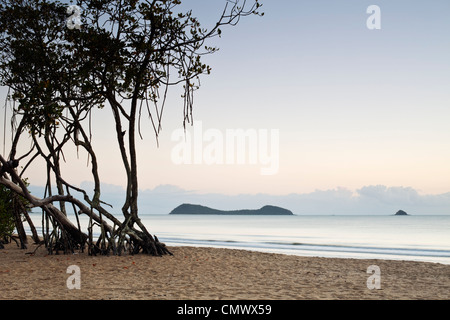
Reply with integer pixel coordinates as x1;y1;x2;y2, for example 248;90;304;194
26;213;450;265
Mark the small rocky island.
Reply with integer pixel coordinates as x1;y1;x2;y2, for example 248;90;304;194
395;210;409;216
169;204;294;215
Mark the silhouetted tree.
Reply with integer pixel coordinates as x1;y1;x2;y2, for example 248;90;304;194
0;0;262;255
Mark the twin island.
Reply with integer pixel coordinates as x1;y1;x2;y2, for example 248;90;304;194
169;204;294;215
169;204;410;216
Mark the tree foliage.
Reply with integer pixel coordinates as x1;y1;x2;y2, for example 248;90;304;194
0;185;15;240
0;0;262;255
0;179;35;249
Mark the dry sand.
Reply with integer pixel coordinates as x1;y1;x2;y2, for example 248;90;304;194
1;240;449;300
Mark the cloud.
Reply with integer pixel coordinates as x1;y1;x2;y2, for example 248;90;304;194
357;185;420;205
28;182;450;215
80;181;125;195
135;184;450;215
355;185;450;214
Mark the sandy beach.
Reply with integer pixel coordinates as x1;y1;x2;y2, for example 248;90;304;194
1;240;449;300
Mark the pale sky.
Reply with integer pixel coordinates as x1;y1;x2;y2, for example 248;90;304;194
1;0;450;197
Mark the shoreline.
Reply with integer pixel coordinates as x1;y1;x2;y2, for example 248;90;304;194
165;242;450;266
1;240;449;300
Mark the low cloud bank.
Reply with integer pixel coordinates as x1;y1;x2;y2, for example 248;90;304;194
29;183;450;215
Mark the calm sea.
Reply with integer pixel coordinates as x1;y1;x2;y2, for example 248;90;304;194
26;213;450;265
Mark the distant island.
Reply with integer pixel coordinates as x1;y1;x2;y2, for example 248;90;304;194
169;204;294;215
395;210;409;216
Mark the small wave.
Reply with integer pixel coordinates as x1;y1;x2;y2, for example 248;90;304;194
204;239;239;243
161;236;450;264
264;240;450;255
265;241;450;258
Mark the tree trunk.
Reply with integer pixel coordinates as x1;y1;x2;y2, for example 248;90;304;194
22;209;40;244
11;194;27;249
